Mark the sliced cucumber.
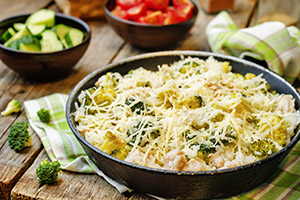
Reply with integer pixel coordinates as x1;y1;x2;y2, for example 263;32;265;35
53;24;71;40
1;9;86;52
65;28;84;47
25;9;55;27
19;43;40;52
13;23;26;31
52;24;72;48
5;35;40;51
27;24;46;36
6;40;20;50
61;38;69;49
1;27;16;43
4;27;31;47
18;35;40;52
40;30;63;52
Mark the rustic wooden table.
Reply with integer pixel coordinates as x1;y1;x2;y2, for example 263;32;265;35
0;0;283;199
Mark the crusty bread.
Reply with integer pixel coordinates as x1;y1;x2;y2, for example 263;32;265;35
55;0;106;20
199;0;235;13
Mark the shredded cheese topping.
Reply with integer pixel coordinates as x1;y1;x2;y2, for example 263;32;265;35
73;56;300;171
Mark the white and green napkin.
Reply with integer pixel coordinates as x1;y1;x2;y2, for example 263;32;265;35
24;93;128;192
206;11;300;83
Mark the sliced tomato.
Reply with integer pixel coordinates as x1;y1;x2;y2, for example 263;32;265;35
163;7;178;25
144;10;165;25
111;5;129;20
116;0;143;9
172;0;193;7
127;3;147;21
144;0;170;11
137;16;146;24
173;4;194;23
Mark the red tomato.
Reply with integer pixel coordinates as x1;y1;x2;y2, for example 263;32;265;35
144;10;165;25
144;0;170;11
127;3;147;21
116;0;143;9
137;16;146;24
172;0;193;7
163;7;178;25
111;5;129;20
173;4;194;23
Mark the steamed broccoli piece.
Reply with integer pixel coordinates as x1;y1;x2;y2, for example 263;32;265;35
1;99;22;116
191;143;216;159
99;131;125;154
8;121;32;152
83;86;116;115
249;139;278;159
198;143;216;155
125;97;145;114
127;121;160;146
36;159;62;184
37;108;51;123
83;87;97;106
110;145;132;160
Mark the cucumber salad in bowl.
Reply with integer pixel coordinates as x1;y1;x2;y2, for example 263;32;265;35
0;9;85;52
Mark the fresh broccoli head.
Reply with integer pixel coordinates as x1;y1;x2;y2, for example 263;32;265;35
1;99;22;116
37;108;51;123
36;159;62;184
8;121;32;152
249;139;278;159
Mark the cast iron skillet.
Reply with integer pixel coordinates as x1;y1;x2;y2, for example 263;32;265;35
66;51;300;199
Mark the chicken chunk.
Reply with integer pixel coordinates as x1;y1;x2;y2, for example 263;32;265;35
125;148;145;165
182;159;209;171
209;153;225;168
163;149;187;170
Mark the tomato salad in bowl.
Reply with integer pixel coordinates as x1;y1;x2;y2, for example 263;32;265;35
105;0;198;49
111;0;195;25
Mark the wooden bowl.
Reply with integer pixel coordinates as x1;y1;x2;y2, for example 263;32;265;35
66;51;300;199
0;13;91;81
104;0;198;50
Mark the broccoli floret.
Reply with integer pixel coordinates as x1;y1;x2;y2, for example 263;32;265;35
198;143;216;155
191;143;216;159
8;121;32;152
183;129;196;140
127;121;160;146
125;97;154;115
1;99;22;116
125;97;145;114
249;139;278;159
110;145;132;160
37;108;51;123
36;159;62;184
99;131;125;154
83;86;116;115
83;87;97;106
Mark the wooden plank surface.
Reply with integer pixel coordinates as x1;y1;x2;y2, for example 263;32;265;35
11;150;131;200
0;0;53;19
0;0;257;199
0;2;124;199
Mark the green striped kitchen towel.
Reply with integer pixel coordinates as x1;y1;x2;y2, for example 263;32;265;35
24;93;128;193
206;11;300;83
24;93;300;199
